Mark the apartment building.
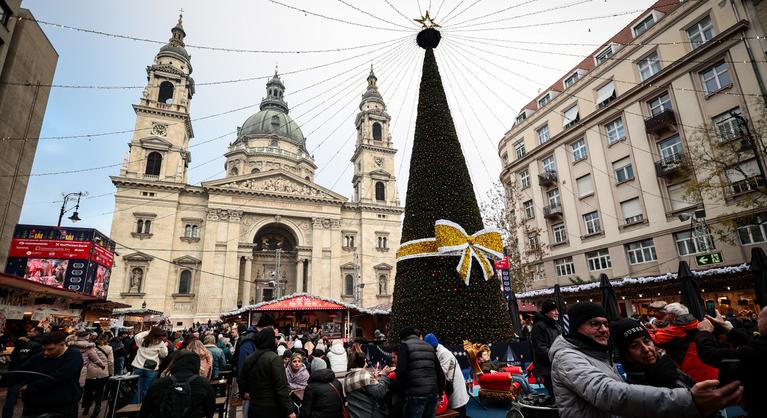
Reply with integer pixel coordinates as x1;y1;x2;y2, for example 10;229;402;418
498;0;767;290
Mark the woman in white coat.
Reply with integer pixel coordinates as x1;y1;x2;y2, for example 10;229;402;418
327;339;348;373
425;333;469;417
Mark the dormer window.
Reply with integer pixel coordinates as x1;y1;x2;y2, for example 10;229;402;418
632;13;657;37
564;72;580;88
537;93;552;108
515;111;527;125
595;46;614;65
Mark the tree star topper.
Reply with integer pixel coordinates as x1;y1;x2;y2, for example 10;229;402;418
414;11;441;29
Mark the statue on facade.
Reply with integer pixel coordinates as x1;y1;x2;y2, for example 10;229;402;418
129;268;143;293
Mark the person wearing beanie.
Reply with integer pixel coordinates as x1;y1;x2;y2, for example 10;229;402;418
610;319;693;390
529;300;562;395
425;333;469;417
550;302;742;418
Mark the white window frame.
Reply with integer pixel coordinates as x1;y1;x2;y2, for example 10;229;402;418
571;138;588;162
537;124;550;144
515;112;527;125
637;51;661;81
632;13;657;37
519;169;531;189
713;108;741;143
538;93;552;108
552;223;567;244
586;249;612;271
738;215;767;245
514;140;526;159
701;63;731;94
542;155;556;173
583;211;602;235
527;233;539;249
547;188;561;209
596;82;616;107
554;257;575;277
564;72;580;88
576;174;594;197
687;15;715;50
648;92;673;116
621;198;644;225
675;229;715;256
605;117;626;145
626;239;657;264
563;105;579;128
595;45;614;65
523;200;535;219
613;158;634;183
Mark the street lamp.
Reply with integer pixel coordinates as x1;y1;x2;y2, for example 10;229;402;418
57;191;87;227
679;209;711;252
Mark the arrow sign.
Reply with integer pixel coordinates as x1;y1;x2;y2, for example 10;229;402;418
696;252;723;266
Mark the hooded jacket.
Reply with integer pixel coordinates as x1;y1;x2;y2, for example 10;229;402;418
87;343;114;379
549;335;698;418
139;351;216;418
238;328;293;418
327;339;348;373
529;312;561;376
300;368;345;418
69;338;106;386
651;315;718;383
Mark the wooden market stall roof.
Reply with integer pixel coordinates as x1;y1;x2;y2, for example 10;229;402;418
221;293;391;318
112;307;164;316
0;272;99;302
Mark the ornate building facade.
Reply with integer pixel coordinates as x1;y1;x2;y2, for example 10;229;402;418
107;18;403;327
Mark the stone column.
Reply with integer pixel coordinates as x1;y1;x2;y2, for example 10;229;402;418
295;258;305;293
243;256;253;305
197;209;222;320
221;210;243;311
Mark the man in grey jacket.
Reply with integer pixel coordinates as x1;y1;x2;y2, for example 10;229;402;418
550;302;742;418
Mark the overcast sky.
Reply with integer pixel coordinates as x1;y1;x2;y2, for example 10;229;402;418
18;0;658;234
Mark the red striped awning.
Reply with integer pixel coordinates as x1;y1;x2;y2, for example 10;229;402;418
256;295;347;311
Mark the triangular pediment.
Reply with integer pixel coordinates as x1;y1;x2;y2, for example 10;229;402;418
139;136;174;150
369;169;392;179
173;255;201;265
123;251;153;262
202;170;347;202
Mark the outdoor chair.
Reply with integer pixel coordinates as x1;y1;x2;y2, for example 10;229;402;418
463;340;523;402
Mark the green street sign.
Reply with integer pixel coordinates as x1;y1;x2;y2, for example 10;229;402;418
696;252;723;266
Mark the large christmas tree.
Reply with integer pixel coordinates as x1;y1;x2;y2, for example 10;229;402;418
389;27;513;345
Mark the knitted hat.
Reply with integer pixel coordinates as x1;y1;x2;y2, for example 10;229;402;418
610;319;650;355
541;300;558;314
256;313;275;328
568;302;608;332
424;333;439;348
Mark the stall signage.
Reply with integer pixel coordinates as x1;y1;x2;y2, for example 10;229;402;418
696;252;723;266
257;295;347;311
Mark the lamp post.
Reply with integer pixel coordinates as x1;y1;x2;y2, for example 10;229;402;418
57;192;87;227
730;111;767;188
679;209;711;253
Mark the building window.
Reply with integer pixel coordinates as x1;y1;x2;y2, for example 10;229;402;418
727;160;764;195
515;112;527;125
563;105;579;128
586;249;612;271
542;155;556;173
514;140;526;159
523;200;535;219
613;157;634;183
378;275;388;295
596;82;616;108
372;122;382;141
537;125;550;144
344;274;355;296
713;108;741;143
375;182;386;201
583;212;602;235
527;233;539;250
158;81;174;104
658;135;683;166
251;168;260;174
554;257;575;276
621;197;644;225
637;52;661;81
377;236;388;250
145;152;162;176
576;174;594;197
687;15;715;49
502;152;509;164
564;72;580;88
626;239;657;264
183;224;200;238
178;270;192;294
675;230;715;256
136;219;152;234
738;215;767;245
547;188;561;209
605;118;625;145
519;169;531;189
344;235;355;248
648;92;673;116
262;288;274;301
595;46;614;65
571;138;588;162
632;13;656;37
552;223;568;244
668;182;697;211
700;63;731;94
538;93;552;108
230;166;239;176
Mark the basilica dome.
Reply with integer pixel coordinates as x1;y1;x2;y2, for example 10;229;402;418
239;108;305;145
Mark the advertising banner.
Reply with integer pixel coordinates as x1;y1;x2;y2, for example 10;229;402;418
495;257;511;302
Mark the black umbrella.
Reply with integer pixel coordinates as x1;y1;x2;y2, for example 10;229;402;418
553;284;568;333
677;261;705;321
508;289;523;338
751;247;767;308
599;273;621;322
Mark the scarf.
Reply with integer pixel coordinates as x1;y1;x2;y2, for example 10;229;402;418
565;333;611;354
343;367;377;393
623;354;692;389
286;363;309;392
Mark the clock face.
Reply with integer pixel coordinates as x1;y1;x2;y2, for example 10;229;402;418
151;123;167;137
374;157;384;167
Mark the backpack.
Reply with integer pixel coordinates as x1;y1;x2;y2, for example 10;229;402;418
159;374;198;418
232;331;257;372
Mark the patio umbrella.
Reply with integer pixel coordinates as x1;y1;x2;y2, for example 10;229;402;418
553;284;569;333
677;261;705;321
599;273;621;322
751;247;767;308
508;289;523;338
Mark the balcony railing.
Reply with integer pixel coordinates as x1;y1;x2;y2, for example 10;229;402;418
543;204;563;219
538;170;558;187
624;214;645;226
644;109;677;135
654;153;688;178
729;175;765;197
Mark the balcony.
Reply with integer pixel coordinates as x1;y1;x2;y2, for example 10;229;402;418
644;109;677;135
623;214;645;226
538;170;558;187
654;154;688;178
543;204;563;219
728;175;765;198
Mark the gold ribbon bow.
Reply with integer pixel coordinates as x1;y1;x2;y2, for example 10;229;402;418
396;219;504;285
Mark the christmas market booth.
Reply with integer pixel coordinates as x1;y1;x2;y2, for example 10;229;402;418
516;264;759;317
220;293;390;341
112;303;166;332
82;300;131;328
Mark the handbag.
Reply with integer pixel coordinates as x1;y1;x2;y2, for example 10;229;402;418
143;358;158;370
328;382;350;418
444;358;456;396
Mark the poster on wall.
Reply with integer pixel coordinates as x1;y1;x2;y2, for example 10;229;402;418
4;225;116;298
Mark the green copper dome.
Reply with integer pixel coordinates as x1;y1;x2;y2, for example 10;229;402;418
239;109;305;145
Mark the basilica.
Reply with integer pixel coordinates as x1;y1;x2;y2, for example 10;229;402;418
106;17;403;327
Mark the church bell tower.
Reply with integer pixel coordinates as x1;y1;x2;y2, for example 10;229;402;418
351;66;399;206
119;15;195;184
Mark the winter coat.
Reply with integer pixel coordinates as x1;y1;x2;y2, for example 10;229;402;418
238;348;293;418
132;330;168;371
695;329;767;417
529;312;561;376
69;338;106;387
286;363;310;392
396;335;443;397
9;335;42;370
651;316;718;383
549;335;698;418
300;368;345;418
139;352;216;418
435;344;469;409
205;344;227;378
87;344;114;379
345;372;390;418
19;347;83;417
327;339;348;373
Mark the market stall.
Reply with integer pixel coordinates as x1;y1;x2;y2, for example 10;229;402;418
112;303;165;332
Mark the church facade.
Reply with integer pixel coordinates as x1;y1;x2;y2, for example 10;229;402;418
106;18;403;327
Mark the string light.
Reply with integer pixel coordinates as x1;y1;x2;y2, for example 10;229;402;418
266;0;409;32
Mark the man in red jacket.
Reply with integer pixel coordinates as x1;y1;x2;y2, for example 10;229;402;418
649;302;718;383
